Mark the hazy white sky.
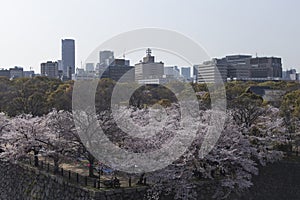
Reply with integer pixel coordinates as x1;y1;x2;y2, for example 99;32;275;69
0;0;299;73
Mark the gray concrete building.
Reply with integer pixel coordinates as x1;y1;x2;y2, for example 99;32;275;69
283;69;298;81
193;66;198;83
197;55;283;82
164;66;180;78
41;61;59;79
101;59;134;82
99;50;114;67
0;69;10;78
135;48;164;82
196;59;226;83
9;66;23;79
23;71;35;78
181;67;191;80
248;57;282;79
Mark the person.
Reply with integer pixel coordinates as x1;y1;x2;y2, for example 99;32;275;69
129;176;132;187
137;173;145;185
113;177;120;188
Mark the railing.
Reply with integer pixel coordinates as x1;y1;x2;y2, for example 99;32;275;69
24;157;131;190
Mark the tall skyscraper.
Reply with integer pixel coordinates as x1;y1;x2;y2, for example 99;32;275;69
62;39;75;79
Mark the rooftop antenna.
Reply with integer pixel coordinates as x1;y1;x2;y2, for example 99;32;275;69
146;48;152;56
123;48;126;59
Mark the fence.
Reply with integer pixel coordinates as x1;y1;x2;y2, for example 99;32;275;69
24;157;133;189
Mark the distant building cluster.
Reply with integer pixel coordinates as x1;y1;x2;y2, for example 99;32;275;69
41;39;75;80
72;48;192;84
0;39;299;84
195;55;285;83
72;51;299;84
0;66;34;79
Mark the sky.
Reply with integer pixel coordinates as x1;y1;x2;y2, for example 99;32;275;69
0;0;299;73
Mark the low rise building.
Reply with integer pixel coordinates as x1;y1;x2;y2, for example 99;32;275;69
9;66;23;79
41;61;59;79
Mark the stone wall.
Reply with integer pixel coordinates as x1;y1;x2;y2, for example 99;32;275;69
1;160;300;200
0;161;147;200
239;160;300;200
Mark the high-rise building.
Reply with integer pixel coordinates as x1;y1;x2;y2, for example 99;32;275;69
135;48;164;82
62;39;75;79
41;61;59;79
181;67;191;80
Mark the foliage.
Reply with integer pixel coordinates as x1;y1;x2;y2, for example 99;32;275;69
231;93;265;128
0;78;299;199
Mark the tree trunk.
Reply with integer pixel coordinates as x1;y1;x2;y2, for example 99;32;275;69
34;150;39;167
53;156;59;174
88;155;95;177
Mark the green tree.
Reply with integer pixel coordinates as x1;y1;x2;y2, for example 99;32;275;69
231;93;264;128
47;83;73;111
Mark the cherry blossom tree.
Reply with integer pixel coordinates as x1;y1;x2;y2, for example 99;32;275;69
42;110;78;173
0;112;10;153
0;112;77;173
72;108;103;177
0;112;10;134
97;105;284;199
0;114;48;167
0;102;285;199
145;111;259;199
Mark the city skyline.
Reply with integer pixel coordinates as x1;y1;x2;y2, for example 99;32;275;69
0;0;299;73
2;46;299;82
0;39;296;76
